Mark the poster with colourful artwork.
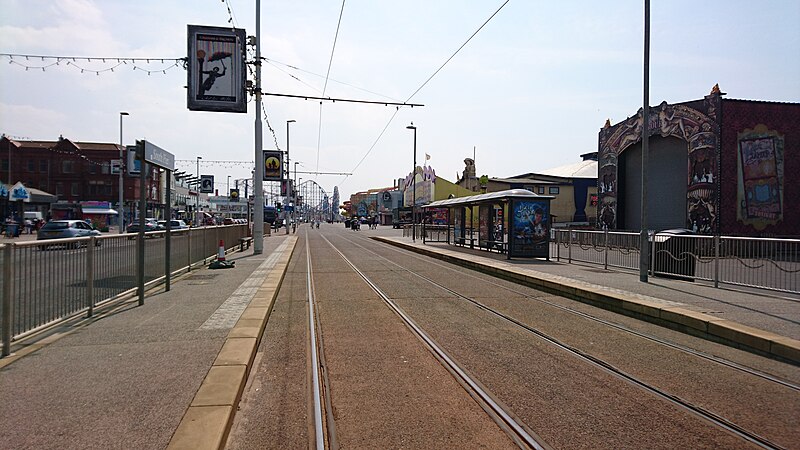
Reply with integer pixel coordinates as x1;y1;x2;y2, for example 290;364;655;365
510;200;549;258
739;137;781;220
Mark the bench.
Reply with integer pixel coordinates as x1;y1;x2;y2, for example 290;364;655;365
482;240;507;253
239;236;254;251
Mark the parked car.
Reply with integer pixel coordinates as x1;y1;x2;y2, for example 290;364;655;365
157;219;188;230
127;218;159;233
37;220;101;249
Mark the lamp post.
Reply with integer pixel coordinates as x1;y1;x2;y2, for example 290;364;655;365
227;175;231;197
294;161;299;221
118;112;129;233
406;123;417;242
639;0;651;282
196;156;202;226
286;119;295;234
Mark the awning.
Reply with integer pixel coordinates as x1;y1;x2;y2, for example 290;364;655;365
82;208;118;215
423;189;554;208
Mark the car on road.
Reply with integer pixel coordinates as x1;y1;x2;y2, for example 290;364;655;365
157;219;188;230
127;218;159;233
37;220;101;249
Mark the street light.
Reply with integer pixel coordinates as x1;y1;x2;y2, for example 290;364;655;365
196;156;202;226
227;175;231;197
118;111;129;233
406;123;417;242
286;119;295;234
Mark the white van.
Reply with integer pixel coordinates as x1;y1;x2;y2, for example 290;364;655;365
24;211;44;221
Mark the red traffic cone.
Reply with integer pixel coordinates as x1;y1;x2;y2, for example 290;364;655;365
217;240;225;261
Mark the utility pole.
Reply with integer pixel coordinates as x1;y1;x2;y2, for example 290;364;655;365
253;0;265;254
639;0;651;282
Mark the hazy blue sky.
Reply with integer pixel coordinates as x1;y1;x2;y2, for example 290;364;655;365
1;0;798;201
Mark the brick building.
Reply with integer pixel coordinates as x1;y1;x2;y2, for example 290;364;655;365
0;135;164;223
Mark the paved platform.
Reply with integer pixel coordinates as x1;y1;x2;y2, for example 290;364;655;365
371;234;800;365
0;234;298;450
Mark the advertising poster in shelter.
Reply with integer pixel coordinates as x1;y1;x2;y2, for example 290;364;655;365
453;207;463;242
479;205;490;246
510;200;550;257
429;207;448;225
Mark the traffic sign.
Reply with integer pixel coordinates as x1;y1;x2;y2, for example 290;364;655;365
229;188;240;202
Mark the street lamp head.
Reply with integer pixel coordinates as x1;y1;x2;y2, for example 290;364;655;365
120;111;129;116
287;119;296;124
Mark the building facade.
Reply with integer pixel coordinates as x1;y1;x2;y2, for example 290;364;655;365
1;136;164;223
597;85;799;237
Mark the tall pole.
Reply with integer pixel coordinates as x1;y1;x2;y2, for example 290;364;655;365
253;0;265;254
196;156;202;226
294;161;299;220
639;0;651;282
287;119;295;231
406;123;417;242
227;175;230;197
118;112;129;233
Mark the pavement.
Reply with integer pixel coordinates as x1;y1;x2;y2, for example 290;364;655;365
0;224;798;450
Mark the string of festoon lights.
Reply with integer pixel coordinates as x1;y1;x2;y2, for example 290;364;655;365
1;53;186;76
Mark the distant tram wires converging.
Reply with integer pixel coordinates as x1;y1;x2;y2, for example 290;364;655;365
339;0;511;186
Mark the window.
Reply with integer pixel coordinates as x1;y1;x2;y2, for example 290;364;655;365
537;186;545;194
56;182;64;196
27;160;35;172
40;160;48;172
549;186;560;195
101;162;110;174
62;160;74;174
71;182;80;196
0;160;7;172
89;164;97;174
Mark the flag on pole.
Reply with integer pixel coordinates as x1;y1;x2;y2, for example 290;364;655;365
425;153;430;160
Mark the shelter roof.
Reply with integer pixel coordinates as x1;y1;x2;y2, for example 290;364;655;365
424;189;553;208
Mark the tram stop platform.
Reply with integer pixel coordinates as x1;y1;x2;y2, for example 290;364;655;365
371;235;800;365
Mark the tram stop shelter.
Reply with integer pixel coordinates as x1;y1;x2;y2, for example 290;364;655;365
421;189;554;259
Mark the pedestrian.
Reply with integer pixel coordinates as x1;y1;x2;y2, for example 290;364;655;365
24;218;33;234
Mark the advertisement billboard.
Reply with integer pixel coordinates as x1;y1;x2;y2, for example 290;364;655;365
264;150;283;181
187;25;247;113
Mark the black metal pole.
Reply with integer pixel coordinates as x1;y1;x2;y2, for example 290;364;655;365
639;0;651;282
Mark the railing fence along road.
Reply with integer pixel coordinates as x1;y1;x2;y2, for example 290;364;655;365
553;229;799;294
1;224;250;357
404;223;798;294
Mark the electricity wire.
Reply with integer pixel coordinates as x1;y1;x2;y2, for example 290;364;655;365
317;0;347;184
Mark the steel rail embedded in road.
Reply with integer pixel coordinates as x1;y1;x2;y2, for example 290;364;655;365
305;232;328;450
337;234;785;450
346;234;800;392
319;233;549;450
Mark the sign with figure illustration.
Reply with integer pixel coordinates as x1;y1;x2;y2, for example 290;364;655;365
263;151;283;181
509;199;550;258
187;25;247;113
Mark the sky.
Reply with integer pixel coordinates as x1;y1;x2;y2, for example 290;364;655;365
1;0;799;203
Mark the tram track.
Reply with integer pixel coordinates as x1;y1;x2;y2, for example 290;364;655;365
325;232;791;450
305;231;331;450
344;234;800;392
318;232;550;450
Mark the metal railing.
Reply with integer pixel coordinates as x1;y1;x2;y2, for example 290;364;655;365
553;229;800;294
1;224;250;357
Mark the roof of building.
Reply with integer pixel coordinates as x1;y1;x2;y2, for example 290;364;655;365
424;189;553;208
537;159;597;178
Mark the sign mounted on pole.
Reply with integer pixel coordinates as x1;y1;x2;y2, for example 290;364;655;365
229;188;240;202
199;175;214;193
263;150;283;181
187;25;247;113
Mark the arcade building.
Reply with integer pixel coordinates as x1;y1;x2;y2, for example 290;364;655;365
597;85;799;237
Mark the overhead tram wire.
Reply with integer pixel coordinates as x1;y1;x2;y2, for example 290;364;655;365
317;0;348;183
338;0;511;187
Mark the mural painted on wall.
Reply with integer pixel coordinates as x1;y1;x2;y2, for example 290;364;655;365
597;89;721;234
737;125;784;230
403;166;436;207
510;200;549;257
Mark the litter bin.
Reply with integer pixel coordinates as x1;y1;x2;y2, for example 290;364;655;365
651;228;696;280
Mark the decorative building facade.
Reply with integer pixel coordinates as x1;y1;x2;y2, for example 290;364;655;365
597;85;798;237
